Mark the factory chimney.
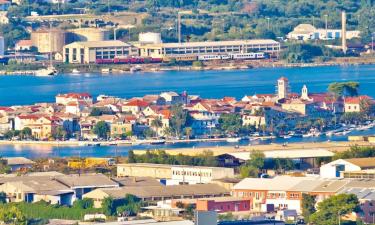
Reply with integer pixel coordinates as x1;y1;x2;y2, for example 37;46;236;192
342;11;347;54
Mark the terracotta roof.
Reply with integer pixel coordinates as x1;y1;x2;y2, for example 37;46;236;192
57;93;92;99
278;76;288;81
345;95;372;104
16;40;33;47
125;99;149;107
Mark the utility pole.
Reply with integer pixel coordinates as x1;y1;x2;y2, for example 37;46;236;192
266;17;270;30
324;14;328;39
178;12;181;43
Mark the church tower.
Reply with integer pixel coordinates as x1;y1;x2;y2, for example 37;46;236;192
301;85;309;100
277;77;289;99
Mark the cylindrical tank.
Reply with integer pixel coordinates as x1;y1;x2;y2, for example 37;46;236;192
66;28;110;43
31;29;65;53
139;32;162;45
0;36;4;56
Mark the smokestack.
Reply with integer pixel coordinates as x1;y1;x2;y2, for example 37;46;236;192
342;11;347;54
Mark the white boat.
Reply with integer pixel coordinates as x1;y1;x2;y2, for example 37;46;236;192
101;68;111;74
150;139;166;145
326;131;334;136
302;133;313;138
313;132;322;137
35;66;57;77
72;69;80;74
130;65;142;73
226;137;241;143
283;135;292;139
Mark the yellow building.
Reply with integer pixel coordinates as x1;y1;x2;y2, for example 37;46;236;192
117;163;172;179
110;119;133;138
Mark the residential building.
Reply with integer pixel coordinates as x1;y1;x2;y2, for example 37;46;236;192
63;40;137;64
159;92;188;105
320;157;375;178
14;114;62;139
344;95;374;113
15;40;33;51
110;117;133;138
56;93;93;105
122;99;149;114
196;197;251;213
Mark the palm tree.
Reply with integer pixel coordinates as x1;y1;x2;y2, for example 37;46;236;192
151;118;163;137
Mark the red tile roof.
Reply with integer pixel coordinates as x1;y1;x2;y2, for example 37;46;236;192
16;40;33;47
345;95;372;104
125;99;149;107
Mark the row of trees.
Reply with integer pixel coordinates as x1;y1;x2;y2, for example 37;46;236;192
127;150;217;167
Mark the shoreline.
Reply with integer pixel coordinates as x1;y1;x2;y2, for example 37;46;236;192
2;57;375;75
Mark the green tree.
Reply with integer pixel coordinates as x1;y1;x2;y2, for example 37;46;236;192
93;121;110;139
20;127;32;140
301;193;316;222
73;198;94;209
53;126;67;140
218;113;242;135
102;197;116;216
127;150;136;163
0;205;27;225
328;82;360;97
239;165;259;178
0;192;6;204
170;104;190;137
151;118;163;137
248;150;265;169
90;107;103;116
310;194;360;225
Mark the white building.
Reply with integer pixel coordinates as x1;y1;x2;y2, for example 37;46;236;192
320;158;375;178
63;40;137;64
287;24;360;41
170;165;235;185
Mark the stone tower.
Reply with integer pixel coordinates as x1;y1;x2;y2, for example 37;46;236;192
277;77;289;99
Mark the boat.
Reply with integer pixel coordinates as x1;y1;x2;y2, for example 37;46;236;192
130;65;142;73
101;68;111;74
302;133;313;138
72;69;80;74
35;66;57;77
283;135;292;139
226;137;241;143
150;139;166;145
326;131;334;136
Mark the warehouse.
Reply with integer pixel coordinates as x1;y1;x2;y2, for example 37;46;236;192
63;40;137;64
136;39;280;59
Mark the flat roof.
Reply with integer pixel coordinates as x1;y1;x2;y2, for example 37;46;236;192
225;148;334;160
4;157;35;166
65;40;132;48
233;176;314;191
345;157;375;169
140;39;279;48
118;163;233;171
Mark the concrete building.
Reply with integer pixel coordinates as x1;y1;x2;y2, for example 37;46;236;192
83;184;229;208
31;29;66;53
117;163;235;184
137;39;280;59
63;40;136;64
320;157;375;178
0;11;9;24
287;24;360;41
3;157;35;171
66;28;110;43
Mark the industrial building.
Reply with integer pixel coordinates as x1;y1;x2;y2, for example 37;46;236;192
66;28;110;43
136;39;280;59
31;29;66;53
63;40;137;64
116;163;235;184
